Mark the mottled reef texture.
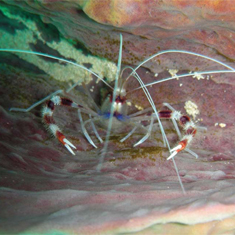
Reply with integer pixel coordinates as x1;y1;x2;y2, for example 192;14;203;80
0;1;235;234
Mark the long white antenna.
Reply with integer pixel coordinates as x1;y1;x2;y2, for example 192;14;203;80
96;34;123;171
0;48;113;89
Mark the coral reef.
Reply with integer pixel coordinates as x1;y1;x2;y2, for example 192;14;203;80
0;1;235;234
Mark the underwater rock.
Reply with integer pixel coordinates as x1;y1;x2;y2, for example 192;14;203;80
0;1;235;234
1;66;235;234
2;0;235;74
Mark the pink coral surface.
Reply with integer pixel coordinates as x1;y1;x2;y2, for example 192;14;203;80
1;0;235;234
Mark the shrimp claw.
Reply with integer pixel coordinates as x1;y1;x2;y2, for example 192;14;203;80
159;103;197;160
42;95;79;155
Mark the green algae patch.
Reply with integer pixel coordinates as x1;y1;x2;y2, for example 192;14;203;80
0;4;117;84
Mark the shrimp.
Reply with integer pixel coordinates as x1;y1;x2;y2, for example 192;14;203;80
3;34;235;194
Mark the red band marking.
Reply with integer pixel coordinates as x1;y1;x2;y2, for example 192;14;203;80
159;110;172;118
56;131;65;145
44;115;55;124
46;100;55;110
109;94;126;104
186;127;197;136
177;139;188;152
61;97;73;106
179;115;190;126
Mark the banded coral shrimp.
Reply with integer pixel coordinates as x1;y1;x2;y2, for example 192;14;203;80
2;34;235;195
